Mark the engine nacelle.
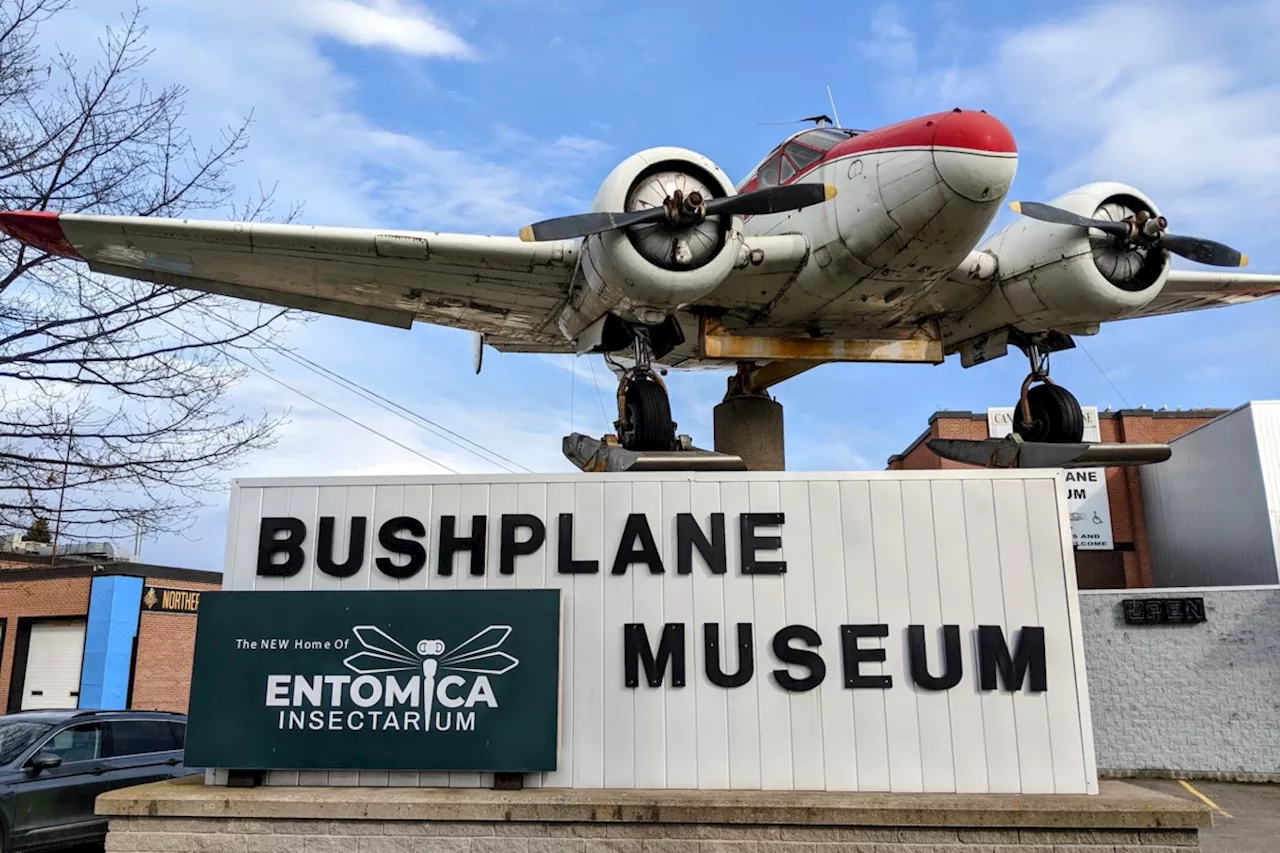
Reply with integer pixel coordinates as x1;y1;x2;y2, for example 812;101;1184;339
960;182;1172;336
563;147;744;337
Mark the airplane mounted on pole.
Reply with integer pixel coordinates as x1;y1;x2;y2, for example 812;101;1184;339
2;107;1277;454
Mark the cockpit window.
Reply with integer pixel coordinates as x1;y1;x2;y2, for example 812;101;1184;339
758;154;781;187
778;156;797;183
741;127;858;190
797;128;857;150
784;142;823;171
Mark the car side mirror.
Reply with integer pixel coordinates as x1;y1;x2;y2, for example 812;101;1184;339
28;752;62;772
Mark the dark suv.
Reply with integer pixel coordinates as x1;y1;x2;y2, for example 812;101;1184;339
0;709;201;852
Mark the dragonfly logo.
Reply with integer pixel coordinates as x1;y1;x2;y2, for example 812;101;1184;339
266;625;520;734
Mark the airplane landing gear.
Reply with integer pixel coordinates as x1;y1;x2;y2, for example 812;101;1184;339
1011;338;1085;444
614;335;678;452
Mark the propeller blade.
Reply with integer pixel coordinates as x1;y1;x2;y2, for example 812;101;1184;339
1010;201;1250;268
1009;201;1131;239
518;206;667;242
704;183;837;217
519;182;836;242
1160;234;1248;267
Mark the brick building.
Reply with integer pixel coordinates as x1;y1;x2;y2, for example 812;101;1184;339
0;552;220;714
887;407;1230;589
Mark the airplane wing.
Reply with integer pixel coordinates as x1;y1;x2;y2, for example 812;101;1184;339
1122;270;1280;319
0;211;813;356
0;211;582;349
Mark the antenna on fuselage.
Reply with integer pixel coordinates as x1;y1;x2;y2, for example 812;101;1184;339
826;85;842;128
758;115;833;127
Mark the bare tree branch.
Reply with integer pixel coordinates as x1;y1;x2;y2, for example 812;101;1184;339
0;1;307;543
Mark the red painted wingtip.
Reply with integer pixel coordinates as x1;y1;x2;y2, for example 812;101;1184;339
0;211;82;259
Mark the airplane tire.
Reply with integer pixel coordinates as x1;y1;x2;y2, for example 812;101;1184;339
623;376;676;451
1012;383;1085;444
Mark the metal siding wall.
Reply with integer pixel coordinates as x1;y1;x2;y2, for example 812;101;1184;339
220;472;1094;794
1141;405;1279;587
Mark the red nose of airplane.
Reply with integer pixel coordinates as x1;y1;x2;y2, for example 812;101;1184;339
933;109;1017;155
932;109;1018;203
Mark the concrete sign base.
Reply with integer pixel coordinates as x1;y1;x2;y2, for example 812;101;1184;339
97;777;1211;852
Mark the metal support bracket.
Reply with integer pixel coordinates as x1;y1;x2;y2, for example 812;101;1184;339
724;359;820;400
563;433;746;473
927;435;1172;469
699;317;944;364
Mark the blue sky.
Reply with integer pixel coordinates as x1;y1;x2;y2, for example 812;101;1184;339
40;0;1280;571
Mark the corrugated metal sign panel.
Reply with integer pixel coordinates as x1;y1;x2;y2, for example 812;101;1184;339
218;471;1096;794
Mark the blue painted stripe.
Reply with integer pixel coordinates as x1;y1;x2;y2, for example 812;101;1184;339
79;575;143;709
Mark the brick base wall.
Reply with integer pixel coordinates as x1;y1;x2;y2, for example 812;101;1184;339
0;576;91;706
106;816;1200;853
132;577;215;713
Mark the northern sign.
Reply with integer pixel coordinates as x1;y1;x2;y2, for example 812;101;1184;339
141;584;203;614
987;407;1114;550
185;589;562;772
216;472;1097;794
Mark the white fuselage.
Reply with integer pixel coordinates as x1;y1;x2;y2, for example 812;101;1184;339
726;114;1019;339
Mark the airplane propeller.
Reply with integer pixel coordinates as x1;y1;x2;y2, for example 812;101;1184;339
1009;201;1248;268
518;182;837;243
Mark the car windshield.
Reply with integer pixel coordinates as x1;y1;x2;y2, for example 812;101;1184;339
0;720;55;765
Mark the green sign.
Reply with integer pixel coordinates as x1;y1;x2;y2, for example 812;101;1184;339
185;589;562;772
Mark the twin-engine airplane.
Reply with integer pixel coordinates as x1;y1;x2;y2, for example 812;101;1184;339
2;107;1278;453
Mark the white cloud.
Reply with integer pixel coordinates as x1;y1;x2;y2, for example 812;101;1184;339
21;1;618;567
41;1;608;232
534;354;613;392
989;5;1280;230
551;135;612;157
133;361;582;570
299;0;475;58
857;1;1280;242
223;364;579;478
856;5;917;71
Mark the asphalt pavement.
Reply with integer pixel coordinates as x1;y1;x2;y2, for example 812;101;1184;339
1127;779;1280;852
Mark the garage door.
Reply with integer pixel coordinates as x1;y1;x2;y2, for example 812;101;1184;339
22;620;87;709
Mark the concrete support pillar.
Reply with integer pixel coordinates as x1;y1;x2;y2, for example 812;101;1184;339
714;395;785;471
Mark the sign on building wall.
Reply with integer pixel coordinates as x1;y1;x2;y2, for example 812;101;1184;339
141;584;203;614
1121;597;1207;625
209;472;1098;794
987;407;1114;550
185;589;562;772
987;405;1104;444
